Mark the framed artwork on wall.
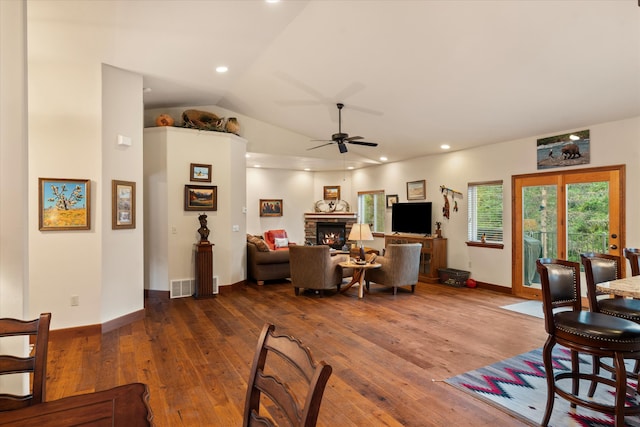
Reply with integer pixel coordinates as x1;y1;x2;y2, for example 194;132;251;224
386;194;398;208
112;180;136;229
536;129;590;170
406;180;426;200
323;185;340;200
185;185;217;211
38;178;91;231
190;163;212;182
260;199;283;217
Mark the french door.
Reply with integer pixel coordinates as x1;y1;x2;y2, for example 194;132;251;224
512;165;625;299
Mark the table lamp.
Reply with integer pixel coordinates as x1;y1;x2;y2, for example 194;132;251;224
348;223;374;260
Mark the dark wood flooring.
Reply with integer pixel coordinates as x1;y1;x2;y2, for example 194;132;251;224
45;280;548;426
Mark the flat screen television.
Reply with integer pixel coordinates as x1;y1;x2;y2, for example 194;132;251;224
391;202;432;235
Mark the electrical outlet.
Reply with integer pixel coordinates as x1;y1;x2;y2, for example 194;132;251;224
70;295;79;306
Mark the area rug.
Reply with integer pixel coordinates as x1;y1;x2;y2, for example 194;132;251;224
501;300;544;319
445;346;640;426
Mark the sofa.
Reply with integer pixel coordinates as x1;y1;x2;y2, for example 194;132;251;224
246;234;291;285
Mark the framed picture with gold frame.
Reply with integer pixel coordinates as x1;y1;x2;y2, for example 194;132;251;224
323;185;340;200
38;178;91;231
259;199;283;217
112;180;136;229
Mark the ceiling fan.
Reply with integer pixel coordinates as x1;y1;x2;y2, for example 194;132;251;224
308;103;378;154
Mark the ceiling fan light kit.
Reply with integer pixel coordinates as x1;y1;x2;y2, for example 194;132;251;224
308;103;378;154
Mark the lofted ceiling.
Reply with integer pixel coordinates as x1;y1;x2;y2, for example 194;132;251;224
42;0;640;171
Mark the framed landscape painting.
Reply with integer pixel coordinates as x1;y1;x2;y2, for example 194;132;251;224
406;180;426;200
185;185;217;211
323;185;340;200
112;180;136;229
39;178;91;231
190;163;212;182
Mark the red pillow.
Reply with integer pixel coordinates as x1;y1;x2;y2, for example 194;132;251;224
264;229;288;250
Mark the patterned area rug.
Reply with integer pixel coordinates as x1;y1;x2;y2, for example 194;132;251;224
445;346;640;426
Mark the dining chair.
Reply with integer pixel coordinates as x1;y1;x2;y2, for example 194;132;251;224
0;312;51;411
580;252;640;394
536;259;640;427
624;248;640;276
243;323;332;427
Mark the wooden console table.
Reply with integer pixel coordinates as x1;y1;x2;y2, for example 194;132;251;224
384;234;447;284
194;242;215;298
0;383;153;426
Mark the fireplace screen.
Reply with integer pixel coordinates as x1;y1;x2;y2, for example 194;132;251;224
316;222;346;249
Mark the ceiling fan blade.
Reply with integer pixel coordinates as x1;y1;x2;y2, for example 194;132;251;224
345;136;363;141
307;142;334;151
348;140;378;147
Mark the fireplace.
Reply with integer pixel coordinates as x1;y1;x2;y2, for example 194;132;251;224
316;222;346;249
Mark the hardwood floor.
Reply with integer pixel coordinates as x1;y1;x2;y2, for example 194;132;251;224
45;281;548;426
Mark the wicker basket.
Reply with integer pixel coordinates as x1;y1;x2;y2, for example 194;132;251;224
438;268;470;288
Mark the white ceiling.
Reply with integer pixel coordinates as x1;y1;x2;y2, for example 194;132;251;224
55;0;640;170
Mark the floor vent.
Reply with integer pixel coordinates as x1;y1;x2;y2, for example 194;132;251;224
212;276;219;295
170;279;194;299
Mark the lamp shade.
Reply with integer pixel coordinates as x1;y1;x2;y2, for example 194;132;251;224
348;223;374;242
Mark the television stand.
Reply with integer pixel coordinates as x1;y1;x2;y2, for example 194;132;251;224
384;234;447;284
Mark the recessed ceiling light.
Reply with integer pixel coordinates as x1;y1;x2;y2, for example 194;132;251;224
379;156;388;162
245;153;250;158
304;168;311;171
253;165;261;168
266;0;280;3
216;66;228;73
440;144;451;150
143;87;152;93
347;166;355;170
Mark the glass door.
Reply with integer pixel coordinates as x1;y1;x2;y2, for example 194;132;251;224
512;166;624;299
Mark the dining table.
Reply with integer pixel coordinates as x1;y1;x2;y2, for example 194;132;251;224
0;383;153;426
596;275;640;298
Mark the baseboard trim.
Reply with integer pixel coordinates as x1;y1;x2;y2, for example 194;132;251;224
475;281;513;294
49;308;145;338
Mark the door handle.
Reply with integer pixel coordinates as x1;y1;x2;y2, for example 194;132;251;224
610;244;618;250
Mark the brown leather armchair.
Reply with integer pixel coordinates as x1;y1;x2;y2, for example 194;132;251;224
289;245;344;296
365;243;422;295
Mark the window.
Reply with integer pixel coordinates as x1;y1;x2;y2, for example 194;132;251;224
467;181;503;242
357;190;385;233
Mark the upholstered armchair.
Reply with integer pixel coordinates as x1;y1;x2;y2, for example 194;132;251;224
289;245;344;296
365;243;422;295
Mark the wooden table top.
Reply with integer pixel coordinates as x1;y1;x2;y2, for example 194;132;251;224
339;261;381;270
596;275;640;298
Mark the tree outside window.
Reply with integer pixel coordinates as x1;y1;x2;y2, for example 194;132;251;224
468;181;503;242
357;190;385;233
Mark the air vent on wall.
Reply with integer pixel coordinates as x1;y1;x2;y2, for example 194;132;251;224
170;279;194;299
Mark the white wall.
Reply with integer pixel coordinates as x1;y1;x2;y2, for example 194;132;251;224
26;0;145;329
144;127;247;290
0;0;28;320
101;64;145;321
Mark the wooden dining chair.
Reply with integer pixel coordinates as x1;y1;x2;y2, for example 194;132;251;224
580;252;640;394
624;248;640;277
536;259;640;427
243;323;332;427
0;312;51;411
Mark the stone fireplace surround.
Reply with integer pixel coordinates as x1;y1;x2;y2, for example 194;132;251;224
304;213;358;247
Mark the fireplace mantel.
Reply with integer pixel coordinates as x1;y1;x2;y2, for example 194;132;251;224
304;212;357;220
